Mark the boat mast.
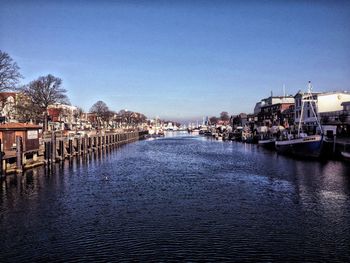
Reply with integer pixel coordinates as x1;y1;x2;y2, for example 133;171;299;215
303;81;323;135
298;91;305;137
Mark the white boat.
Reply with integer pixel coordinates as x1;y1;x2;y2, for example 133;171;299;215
191;129;200;135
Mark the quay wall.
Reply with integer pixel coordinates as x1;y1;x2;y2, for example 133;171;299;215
0;130;148;176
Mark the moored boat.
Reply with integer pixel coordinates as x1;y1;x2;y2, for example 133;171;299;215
275;81;324;158
258;138;276;149
191;129;200;135
275;134;323;158
341;151;350;161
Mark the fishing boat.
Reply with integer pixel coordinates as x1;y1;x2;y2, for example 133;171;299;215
258;126;280;149
275;134;323;158
258;138;276;149
275;81;324;158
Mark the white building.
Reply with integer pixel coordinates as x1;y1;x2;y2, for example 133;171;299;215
294;91;350;128
0;92;18;122
47;103;79;130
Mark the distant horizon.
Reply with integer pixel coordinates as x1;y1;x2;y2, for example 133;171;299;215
1;0;350;121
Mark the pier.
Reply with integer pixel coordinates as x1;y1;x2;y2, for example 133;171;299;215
0;130;148;176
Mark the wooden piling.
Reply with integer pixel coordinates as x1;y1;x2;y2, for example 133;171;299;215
16;136;23;173
83;135;88;155
88;137;92;152
44;141;50;163
51;132;56;162
68;139;73;157
0;130;146;176
59;140;64;161
0;139;3;177
94;136;97;149
75;137;80;156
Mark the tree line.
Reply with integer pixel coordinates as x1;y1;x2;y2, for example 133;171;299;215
209;111;230;125
0;50;147;130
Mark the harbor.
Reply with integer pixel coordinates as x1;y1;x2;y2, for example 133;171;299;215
185;82;350;162
2;1;350;261
1;132;350;262
187;124;350;161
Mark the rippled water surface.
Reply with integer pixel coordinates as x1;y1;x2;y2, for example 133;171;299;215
1;132;350;262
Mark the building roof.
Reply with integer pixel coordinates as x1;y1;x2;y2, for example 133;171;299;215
317;91;349;96
47;103;77;111
0;92;18;100
294;91;320;98
0;123;41;130
0;92;17;97
260;102;294;109
294;90;349;98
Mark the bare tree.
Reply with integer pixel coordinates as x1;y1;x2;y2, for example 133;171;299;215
0;50;23;91
209;116;218;125
18;74;68;130
73;106;83;121
135;113;147;124
220;111;230;122
90;100;113;128
15;93;43;123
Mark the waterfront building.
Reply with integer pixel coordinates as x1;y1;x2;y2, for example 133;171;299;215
231;113;248;129
280;104;295;128
294;91;350;135
254;95;295;126
0;123;41;167
0;92;19;123
47;103;79;131
340;101;350;136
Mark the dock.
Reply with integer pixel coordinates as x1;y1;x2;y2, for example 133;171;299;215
0;130;148;177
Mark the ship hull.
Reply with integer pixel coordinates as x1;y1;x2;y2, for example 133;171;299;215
258;138;276;149
341;151;350;161
275;135;323;158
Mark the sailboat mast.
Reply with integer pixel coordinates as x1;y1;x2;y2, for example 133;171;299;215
298;94;304;137
307;81;323;134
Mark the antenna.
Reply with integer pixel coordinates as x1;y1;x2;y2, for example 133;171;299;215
283;84;286;97
308;81;312;93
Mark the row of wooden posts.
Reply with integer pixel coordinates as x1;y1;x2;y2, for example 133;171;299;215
44;131;144;163
1;131;148;176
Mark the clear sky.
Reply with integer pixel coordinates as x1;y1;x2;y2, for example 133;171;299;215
1;0;350;121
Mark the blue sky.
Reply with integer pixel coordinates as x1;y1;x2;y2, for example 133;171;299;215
1;0;350;121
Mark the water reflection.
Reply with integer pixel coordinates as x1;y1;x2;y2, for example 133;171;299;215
1;134;350;262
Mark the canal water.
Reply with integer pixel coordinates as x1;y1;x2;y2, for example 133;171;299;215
1;132;350;262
